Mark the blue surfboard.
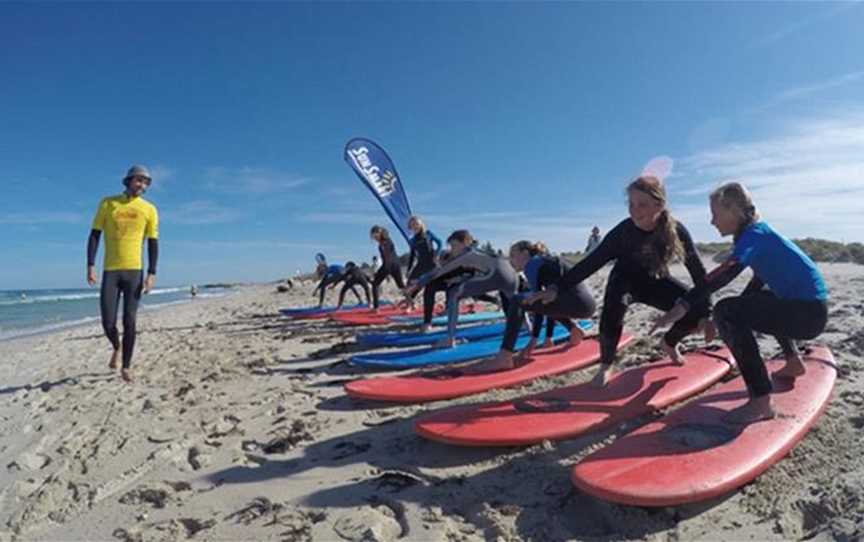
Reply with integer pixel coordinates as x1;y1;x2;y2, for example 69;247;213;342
350;322;589;369
357;322;507;348
389;311;505;326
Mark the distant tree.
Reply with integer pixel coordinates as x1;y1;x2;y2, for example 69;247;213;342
477;241;496;256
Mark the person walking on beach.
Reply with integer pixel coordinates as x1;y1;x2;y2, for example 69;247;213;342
87;165;159;383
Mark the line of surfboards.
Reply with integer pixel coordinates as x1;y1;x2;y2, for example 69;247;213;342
280;302;837;507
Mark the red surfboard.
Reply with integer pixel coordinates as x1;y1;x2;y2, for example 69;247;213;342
331;303;475;326
415;347;733;447
346;334;634;403
283;304;376;321
571;346;836;507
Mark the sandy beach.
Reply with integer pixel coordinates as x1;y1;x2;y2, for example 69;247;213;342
1;260;862;542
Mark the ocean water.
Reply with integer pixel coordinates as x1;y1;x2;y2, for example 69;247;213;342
0;286;231;341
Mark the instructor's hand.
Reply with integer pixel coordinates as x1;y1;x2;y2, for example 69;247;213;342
523;289;557;306
87;266;97;287
143;274;156;294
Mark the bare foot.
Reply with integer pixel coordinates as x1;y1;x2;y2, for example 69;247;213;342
722;395;774;425
542;339;554;349
701;318;717;343
419;324;432;334
569;327;585;348
513;347;534;366
465;351;515;374
109;349;120;370
121;369;133;383
662;342;685;365
590;365;615;388
433;337;456;349
775;354;807;379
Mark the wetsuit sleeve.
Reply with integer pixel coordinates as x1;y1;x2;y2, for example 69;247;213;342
147;238;158;275
87;229;101;266
415;251;487;289
536;259;564;290
407;237;417;275
429;231;443;255
558;223;622;290
677;223;707;288
682;257;747;308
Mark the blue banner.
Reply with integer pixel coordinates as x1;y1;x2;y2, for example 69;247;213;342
344;138;413;244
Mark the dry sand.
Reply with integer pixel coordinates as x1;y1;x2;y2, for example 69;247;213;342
0;261;862;542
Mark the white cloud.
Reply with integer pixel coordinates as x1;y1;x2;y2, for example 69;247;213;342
672;110;864;242
756;2;862;46
205;166;310;195
161;200;245;225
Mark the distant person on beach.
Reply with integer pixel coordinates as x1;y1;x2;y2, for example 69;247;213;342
533;176;713;387
87;165;159;383
190;284;198;298
369;225;406;310
468;240;596;373
405;229;519;348
586;226;602;254
405;215;442;310
371;256;380;271
653;182;828;424
333;261;372;308
313;261;344;307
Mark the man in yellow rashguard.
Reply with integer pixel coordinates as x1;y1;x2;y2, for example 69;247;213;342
87;165;159;383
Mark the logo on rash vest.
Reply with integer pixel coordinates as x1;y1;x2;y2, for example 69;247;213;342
347;146;397;197
115;210;139;220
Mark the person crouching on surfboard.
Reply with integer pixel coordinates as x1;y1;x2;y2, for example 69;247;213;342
405;230;519;349
369;225;407;312
313;261;344;308
332;261;372;309
466;241;595;373
652;182;828;424
532;176;715;387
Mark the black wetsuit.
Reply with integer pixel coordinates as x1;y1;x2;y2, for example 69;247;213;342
502;255;595;352
335;267;372;307
87;230;158;369
407;230;442;282
557;218;709;366
313;265;344;306
372;238;405;308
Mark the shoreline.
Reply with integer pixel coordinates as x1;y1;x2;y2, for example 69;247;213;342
0;264;861;541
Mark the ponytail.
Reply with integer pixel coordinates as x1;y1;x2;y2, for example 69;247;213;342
510;240;549;257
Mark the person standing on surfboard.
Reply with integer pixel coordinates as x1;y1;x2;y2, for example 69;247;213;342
405;230;519;348
404;216;443;317
312;261;344;307
332;261;372;308
653;182;828;424
533;176;714;387
369;225;406;310
86;165;159;383
468;240;596;372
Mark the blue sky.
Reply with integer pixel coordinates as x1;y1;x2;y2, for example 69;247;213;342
2;2;863;289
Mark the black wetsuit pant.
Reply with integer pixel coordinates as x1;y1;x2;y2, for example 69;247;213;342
502;284;595;352
100;270;143;369
338;277;371;307
372;264;405;308
421;279;502;325
713;291;827;398
599;264;710;366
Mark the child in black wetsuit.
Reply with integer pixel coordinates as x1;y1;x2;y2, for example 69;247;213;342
537;176;714;387
370;225;406;310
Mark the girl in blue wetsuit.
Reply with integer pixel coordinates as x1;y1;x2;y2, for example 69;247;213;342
654;182;828;424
